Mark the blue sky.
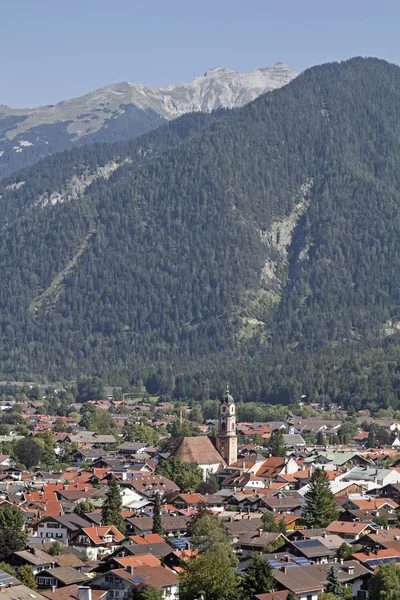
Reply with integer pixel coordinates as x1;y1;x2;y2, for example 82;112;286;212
1;0;399;107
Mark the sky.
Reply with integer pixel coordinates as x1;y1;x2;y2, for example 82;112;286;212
1;0;399;107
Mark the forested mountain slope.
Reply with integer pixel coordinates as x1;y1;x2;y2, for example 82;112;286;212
0;57;400;388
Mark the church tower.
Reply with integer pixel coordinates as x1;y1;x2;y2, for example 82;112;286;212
216;387;237;466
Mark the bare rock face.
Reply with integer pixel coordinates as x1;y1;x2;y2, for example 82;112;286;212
1;63;297;139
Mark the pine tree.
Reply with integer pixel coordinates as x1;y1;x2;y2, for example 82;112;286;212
101;475;126;534
18;565;38;590
369;561;400;600
267;430;287;457
316;430;327;446
286;593;296;600
152;492;164;535
241;553;274;598
303;468;339;527
326;566;342;597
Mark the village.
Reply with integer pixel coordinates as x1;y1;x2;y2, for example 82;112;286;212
0;382;398;599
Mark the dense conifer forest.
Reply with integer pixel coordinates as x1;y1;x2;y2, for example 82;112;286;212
1;57;400;408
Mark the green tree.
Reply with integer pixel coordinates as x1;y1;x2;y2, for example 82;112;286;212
0;562;16;576
101;475;126;534
180;514;238;600
89;410;117;435
18;565;37;590
266;430;287;457
261;511;286;533
126;585;162;600
326;566;342;597
318;594;341;600
0;530;25;561
54;418;67;432
190;406;204;424
36;432;57;467
76;377;105;403
74;501;95;516
287;593;296;600
152;492;163;536
124;424;159;445
14;438;44;468
369;562;400;600
303;468;339;527
241;553;274;598
156;458;203;492
48;541;63;556
0;505;26;544
337;542;359;561
316;430;327;446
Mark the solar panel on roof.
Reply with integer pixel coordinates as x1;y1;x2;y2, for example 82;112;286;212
293;557;310;565
296;540;324;548
0;570;19;587
169;537;190;549
130;576;145;583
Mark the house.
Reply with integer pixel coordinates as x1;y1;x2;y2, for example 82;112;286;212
282;434;306;448
273;561;369;600
42;585;107;600
256;593;290;600
326;521;374;541
170;493;208;510
110;541;173;559
36;567;88;589
256;458;299;481
89;567;179;600
128;474;179;497
35;514;91;544
70;526;125;560
126;516;190;537
0;585;50;600
116;442;147;455
338;466;400;489
352;548;400;570
281;539;335;564
10;548;55;574
106;553;161;571
71;450;108;467
66;433;117;446
236;531;287;555
262;495;304;515
221;470;266;491
272;565;323;600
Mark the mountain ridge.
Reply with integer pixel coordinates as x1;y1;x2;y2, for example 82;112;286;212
0;63;296;180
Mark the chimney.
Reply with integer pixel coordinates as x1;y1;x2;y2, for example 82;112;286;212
127;565;134;574
347;566;354;575
258;529;263;537
340;558;344;564
281;567;287;575
77;588;92;600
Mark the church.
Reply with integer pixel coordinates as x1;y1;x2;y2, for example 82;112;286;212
172;388;238;479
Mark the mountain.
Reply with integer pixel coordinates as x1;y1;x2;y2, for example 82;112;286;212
0;63;296;180
0;57;400;411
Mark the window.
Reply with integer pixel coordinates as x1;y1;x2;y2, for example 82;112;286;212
307;595;313;600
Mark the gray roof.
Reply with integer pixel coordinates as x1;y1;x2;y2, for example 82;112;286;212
283;434;306;446
39;567;87;585
342;466;394;482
